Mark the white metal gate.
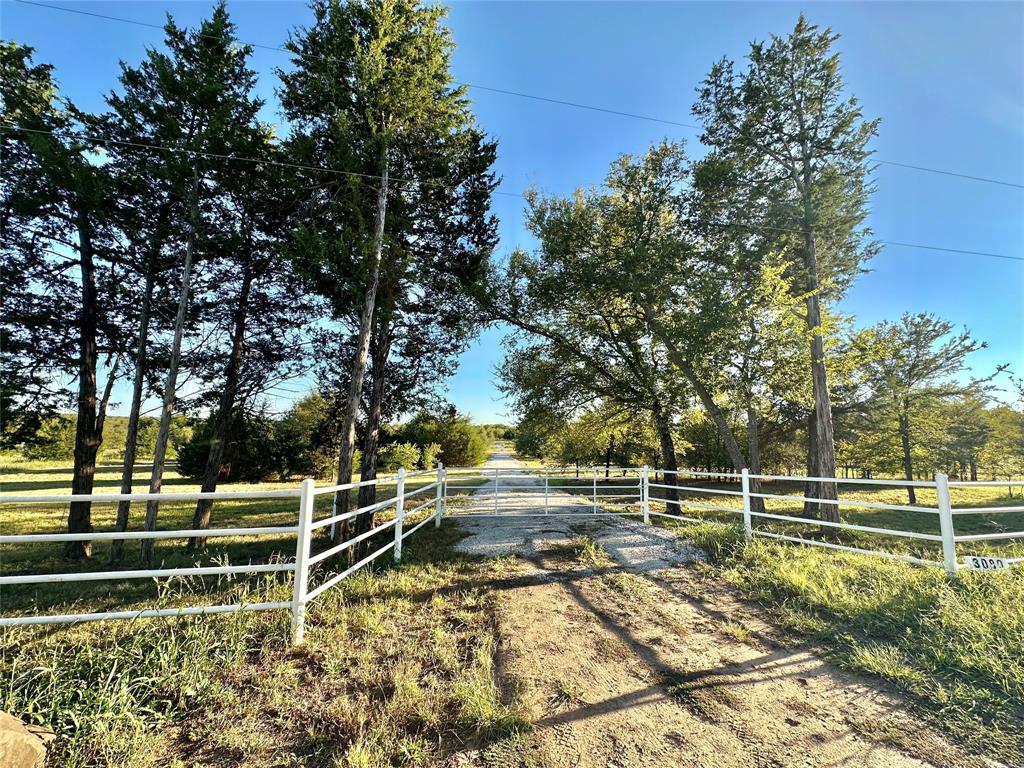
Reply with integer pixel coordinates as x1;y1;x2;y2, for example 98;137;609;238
443;466;644;517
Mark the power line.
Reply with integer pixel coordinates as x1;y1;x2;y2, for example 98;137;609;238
13;0;695;128
13;0;1024;191
874;160;1024;190
5;121;1019;264
465;84;699;129
0;122;523;198
880;241;1024;263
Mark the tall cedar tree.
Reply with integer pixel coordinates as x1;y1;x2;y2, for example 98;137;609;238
351;129;496;554
280;0;496;539
693;16;878;521
99;58;180;563
188;143;316;548
99;4;269;564
1;43;126;558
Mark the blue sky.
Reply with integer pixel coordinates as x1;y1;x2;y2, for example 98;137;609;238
3;1;1022;423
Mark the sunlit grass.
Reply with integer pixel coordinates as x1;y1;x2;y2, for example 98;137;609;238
0;460;462;615
0;525;533;768
655;517;1024;764
634;477;1024;562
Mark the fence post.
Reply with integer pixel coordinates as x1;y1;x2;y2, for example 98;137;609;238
935;472;957;578
592;467;598;514
494;468;500;514
741;468;752;543
434;462;444;528
290;478;315;645
544;467;549;514
394;468;405;563
641;465;650;525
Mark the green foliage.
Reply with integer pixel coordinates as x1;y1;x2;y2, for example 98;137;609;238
392;410;493;468
847;314;994;488
421;442;441;469
177;412;280;483
435;417;490;468
377;441;420;471
15;414;190;462
19;415;75;460
693;14;879;300
982;407;1024;486
271;393;339;480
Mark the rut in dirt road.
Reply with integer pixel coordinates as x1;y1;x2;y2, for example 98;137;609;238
455;515;984;768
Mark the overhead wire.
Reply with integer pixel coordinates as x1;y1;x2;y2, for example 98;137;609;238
3;123;1020;263
12;0;1024;190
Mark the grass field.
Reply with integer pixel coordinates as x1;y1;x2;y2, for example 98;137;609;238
540;471;1024;562
650;477;1024;561
3;458;1023;765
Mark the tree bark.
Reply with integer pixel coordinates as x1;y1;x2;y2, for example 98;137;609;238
801;197;840;523
333;147;389;540
898;409;917;504
110;266;155;564
664;345;747;472
189;262;254;548
604;433;615;479
803;409;819;516
353;311;394;559
746;405;766;515
141;172;199;566
639;304;749;474
651;398;679;510
65;206;101;560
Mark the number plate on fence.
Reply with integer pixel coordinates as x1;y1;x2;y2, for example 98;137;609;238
963;555;1009;571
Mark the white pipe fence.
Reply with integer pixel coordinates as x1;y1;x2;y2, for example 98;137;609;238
2;460;1021;640
644;467;1024;576
0;463;449;642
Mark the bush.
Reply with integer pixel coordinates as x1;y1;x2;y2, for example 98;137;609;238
378;442;420;472
272;394;338;480
421;442;441;469
177;413;279;483
391;410;494;468
20;416;75;460
437;418;490;467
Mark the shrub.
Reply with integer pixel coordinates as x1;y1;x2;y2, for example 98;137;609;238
177;413;279;482
421;442;441;469
378;442;421;471
19;415;75;460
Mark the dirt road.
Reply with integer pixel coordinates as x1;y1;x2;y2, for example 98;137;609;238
451;452;979;768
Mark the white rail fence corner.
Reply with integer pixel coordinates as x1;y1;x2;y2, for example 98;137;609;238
0;461;449;644
2;459;1021;639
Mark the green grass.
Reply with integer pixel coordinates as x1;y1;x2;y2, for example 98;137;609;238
0;524;533;768
653;516;1024;764
6;458;1022;764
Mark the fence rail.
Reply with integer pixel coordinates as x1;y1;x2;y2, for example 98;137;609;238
2;461;1021;639
644;467;1024;576
0;465;449;641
